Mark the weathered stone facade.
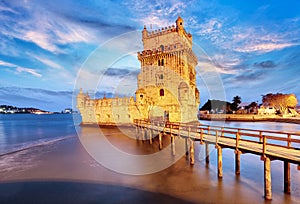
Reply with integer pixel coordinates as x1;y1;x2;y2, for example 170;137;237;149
77;17;200;125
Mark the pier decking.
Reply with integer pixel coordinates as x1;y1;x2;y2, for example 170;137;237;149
133;119;300;200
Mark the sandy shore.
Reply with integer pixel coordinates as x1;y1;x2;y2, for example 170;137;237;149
1;126;300;203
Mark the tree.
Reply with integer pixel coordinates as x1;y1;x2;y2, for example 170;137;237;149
200;99;232;114
231;96;242;111
262;93;298;114
246;101;258;113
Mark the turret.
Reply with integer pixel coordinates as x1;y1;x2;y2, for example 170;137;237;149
176;16;184;35
77;88;85;109
142;25;148;42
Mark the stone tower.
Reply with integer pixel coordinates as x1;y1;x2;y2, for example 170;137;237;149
77;17;200;125
136;16;200;122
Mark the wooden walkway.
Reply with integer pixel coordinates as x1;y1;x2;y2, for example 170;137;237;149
133;119;300;200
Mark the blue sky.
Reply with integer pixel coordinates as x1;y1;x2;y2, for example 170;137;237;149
0;0;299;111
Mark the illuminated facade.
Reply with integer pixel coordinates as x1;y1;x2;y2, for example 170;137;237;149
77;17;200;125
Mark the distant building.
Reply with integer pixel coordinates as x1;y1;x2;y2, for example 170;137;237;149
77;17;200;125
258;106;276;115
63;108;73;114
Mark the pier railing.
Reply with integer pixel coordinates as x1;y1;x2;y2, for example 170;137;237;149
133;119;300;200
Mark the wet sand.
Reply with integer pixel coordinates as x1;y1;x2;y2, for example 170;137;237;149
1;126;300;203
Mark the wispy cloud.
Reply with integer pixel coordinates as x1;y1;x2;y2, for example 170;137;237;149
32;55;63;69
198;61;237;75
16;67;42;78
124;0;189;27
0;60;15;67
0;1;96;54
235;43;297;53
0;60;42;78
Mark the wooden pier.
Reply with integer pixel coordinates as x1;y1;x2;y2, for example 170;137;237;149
133;119;300;200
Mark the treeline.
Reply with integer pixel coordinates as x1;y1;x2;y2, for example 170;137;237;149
200;93;298;115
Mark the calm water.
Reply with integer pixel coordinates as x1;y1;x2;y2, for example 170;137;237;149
0;114;300;203
0;114;78;155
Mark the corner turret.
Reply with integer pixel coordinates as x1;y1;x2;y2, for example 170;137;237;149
176;16;184;35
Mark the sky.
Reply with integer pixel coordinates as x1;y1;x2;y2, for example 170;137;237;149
0;0;299;111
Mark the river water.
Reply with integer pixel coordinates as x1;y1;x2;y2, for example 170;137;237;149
0;114;299;203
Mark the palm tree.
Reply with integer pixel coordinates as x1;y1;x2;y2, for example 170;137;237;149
231;96;241;111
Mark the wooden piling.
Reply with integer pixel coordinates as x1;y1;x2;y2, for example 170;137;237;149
141;128;145;141
185;138;188;157
284;161;291;194
235;151;241;175
205;142;210;164
159;132;162;150
190;139;194;165
217;146;223;178
135;126;139;140
171;135;175;156
264;157;272;200
149;129;153;144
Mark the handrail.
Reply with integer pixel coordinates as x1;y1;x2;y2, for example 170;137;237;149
133;119;300;150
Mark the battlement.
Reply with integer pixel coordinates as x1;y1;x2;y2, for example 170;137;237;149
142;16;193;49
95;96;134;107
143;25;192;43
137;45;197;63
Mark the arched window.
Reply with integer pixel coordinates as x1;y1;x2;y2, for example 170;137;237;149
158;59;160;66
160;45;164;51
161;59;164;66
159;89;164;96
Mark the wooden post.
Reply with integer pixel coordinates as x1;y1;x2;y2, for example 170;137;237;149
284;161;291;194
217;146;223;178
135;126;139;140
141;127;144;141
171;135;175;156
287;134;291;148
236;129;240;150
264;157;272;200
205;142;210;164
259;131;263;143
149;129;153;144
215;130;219;146
263;135;267;155
159;132;163;150
235;151;241;175
190;139;194;165
200;128;204;144
185;138;188;157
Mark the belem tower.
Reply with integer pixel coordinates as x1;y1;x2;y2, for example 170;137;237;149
77;17;200;125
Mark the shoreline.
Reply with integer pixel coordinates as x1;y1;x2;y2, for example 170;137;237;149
199;114;300;124
1;126;300;203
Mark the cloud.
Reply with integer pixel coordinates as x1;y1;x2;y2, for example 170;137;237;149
124;0;189;27
196;19;222;35
0;59;42;78
235;43;297;53
16;67;42;78
32;55;63;69
103;68;139;77
198;61;237;75
0;60;15;67
234;71;264;82
253;60;276;68
0;4;18;14
0;1;96;54
0;87;73;111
